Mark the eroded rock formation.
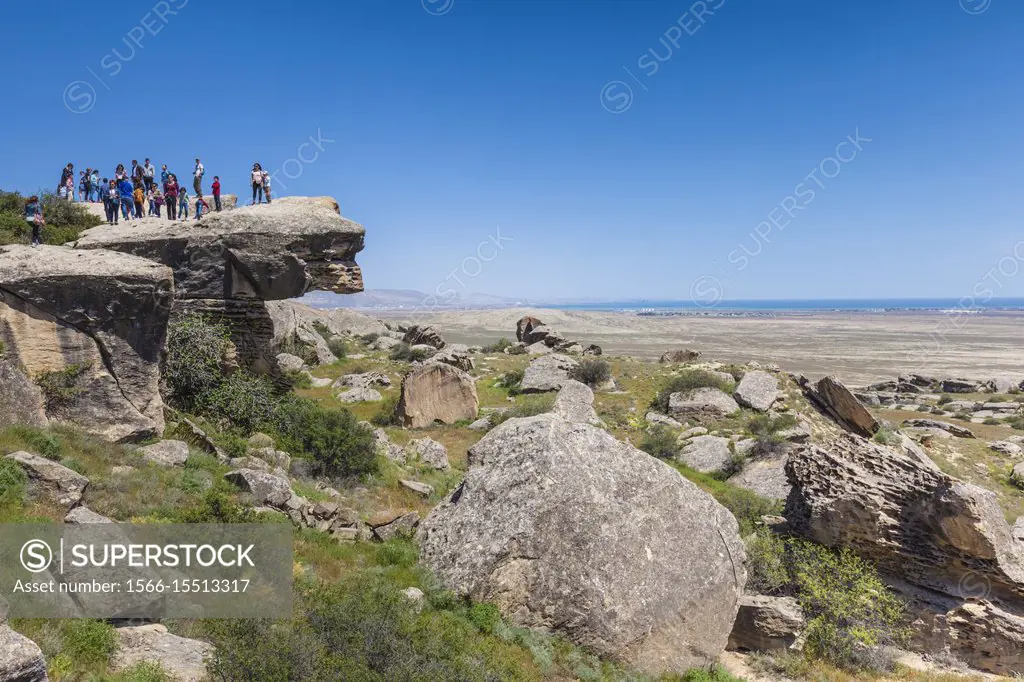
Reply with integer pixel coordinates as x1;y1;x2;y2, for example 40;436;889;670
0;245;173;441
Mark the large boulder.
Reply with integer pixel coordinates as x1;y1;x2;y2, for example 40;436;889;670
552;380;601;425
397;363;478;428
0;358;48;429
0;624;47;682
75;198;365;376
0;245;173;442
419;413;746;675
678;435;733;474
800;375;879;437
402;325;445;349
515;315;543;343
733;371;780;412
727;455;791;500
7;451;89;511
224;469;292;505
137;440;189;467
111;624;211;682
785;433;1024;673
668;387;740;422
519;353;579;393
430;347;474;372
408;438;450;470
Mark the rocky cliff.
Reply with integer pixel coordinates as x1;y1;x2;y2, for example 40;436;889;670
74;198;364;373
0;245;173;442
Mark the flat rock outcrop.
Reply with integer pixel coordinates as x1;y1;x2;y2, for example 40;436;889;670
420;413;746;675
785;433;1024;673
7;451;89;511
733;370;780;412
75;199;365;375
397;363;478;428
111;624;211;682
668;387;740;422
0;245;173;442
520;353;579;393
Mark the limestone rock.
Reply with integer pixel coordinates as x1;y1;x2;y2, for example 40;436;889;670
275;352;305;373
733;371;780;412
515;316;544;343
0;624;47;682
397;363;478;428
902;418;976;439
646;411;682;429
727;456;791;501
6;451;88;511
0;245;173;442
421;414;746;675
552;380;601;425
801;375;879;437
336;386;383;403
430;347;474;371
990;441;1024;457
660;349;701;364
0;358;48;429
65;506;113;524
727;595;805;652
111;624;211;682
373;512;420;542
333;371;390;390
1012;462;1024;488
371;428;407;463
678;435;733;474
400;479;433;497
520;353;579;393
525;341;552;355
224;469;292;505
250;447;291;470
668;387;740;422
137;440;189;467
402;325;446;349
941;378;982;393
408;438;450;470
1014;517;1024;542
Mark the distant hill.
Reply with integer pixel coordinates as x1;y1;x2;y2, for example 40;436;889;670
300;289;527;310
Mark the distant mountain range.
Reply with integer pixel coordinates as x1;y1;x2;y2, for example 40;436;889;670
299;289;528;310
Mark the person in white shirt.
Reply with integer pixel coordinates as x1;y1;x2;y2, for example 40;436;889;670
262;170;272;204
142;158;156;192
193;158;205;196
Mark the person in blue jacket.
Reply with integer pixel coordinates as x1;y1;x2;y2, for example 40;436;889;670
118;177;135;221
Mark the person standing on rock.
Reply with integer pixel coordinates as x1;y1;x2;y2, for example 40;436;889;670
193;158;204;196
23;196;44;247
78;171;88;203
59;163;74;193
133;180;145;220
131;160;144;186
211;176;222;211
250;163;264;205
143;158;156;192
195;194;210;221
262;169;272;204
106;180;121;225
115;164;127;182
178;186;189;220
164;175;179;220
160;164;170;187
90;168;100;201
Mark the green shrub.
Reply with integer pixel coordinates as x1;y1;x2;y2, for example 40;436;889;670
327;337;347;359
360;332;380;345
163;314;233;411
312;321;333;340
496;368;525;394
746;413;796;458
652;370;733;412
681;665;746;682
165;483;259;524
639;426;678;459
937;394;953;405
1007;415;1024;431
6;426;63;460
953;411;973;422
0;459;27;506
743;533;908;672
114;661;172;682
491;394;555;425
371;396;401;427
59;619;118;666
390;343;432;362
0;190;102;246
273;397;378;479
983;417;1000;425
482;337;513;353
569;359;611;388
872;428;899;446
207;373;279;433
35;363;90;411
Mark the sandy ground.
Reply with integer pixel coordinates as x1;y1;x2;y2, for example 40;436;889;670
378;307;1024;387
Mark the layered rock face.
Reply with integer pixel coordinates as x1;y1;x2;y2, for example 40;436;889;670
419;413;746;675
0;246;173;441
74;199;364;373
785;433;1024;673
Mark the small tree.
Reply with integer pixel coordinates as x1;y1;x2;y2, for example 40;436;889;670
163;314;233;411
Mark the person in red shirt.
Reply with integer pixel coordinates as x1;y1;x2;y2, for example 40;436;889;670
211;176;222;212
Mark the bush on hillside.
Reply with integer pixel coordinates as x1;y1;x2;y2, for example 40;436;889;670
0;190;102;246
746;413;797;459
569;359;611;388
651;370;734;412
390;343;432;362
482;337;513;353
206;373;280;434
273;397;378;479
496;368;525;394
163;314;234;411
0;459;27;507
639;426;678;459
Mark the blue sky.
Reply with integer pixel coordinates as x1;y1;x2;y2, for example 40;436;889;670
2;0;1022;302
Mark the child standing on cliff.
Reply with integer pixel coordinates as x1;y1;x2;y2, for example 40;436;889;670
24;196;44;247
179;187;190;220
195;195;210;221
212;176;222;211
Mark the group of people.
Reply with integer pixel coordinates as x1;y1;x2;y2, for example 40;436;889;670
58;159;222;226
250;163;273;205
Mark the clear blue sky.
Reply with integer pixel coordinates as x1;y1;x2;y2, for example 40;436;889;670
3;0;1023;302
